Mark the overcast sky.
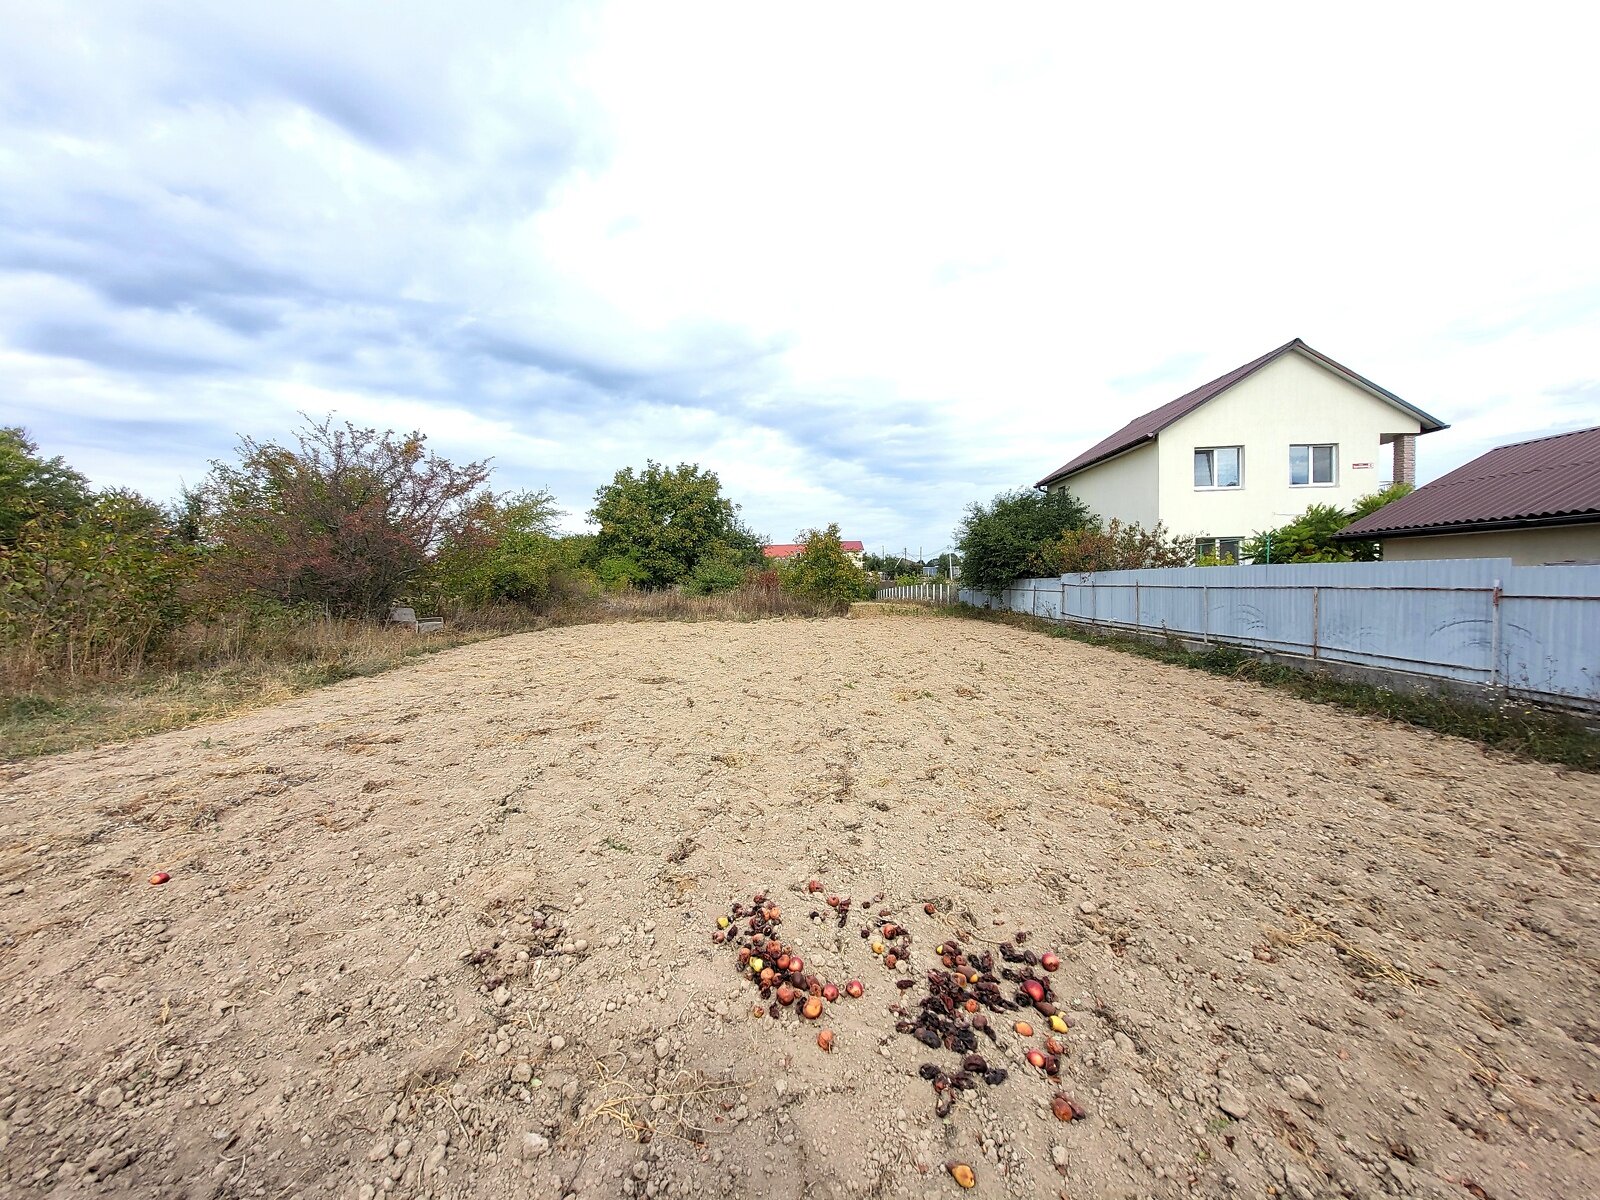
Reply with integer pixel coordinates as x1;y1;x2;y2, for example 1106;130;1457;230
3;1;1597;555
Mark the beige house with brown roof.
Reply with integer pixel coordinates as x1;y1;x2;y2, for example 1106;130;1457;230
1037;339;1448;562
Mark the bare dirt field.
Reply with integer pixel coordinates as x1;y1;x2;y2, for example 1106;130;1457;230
1;614;1596;1200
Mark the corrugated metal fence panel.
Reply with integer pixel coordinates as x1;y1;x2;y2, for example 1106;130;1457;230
957;560;1599;710
1500;564;1600;703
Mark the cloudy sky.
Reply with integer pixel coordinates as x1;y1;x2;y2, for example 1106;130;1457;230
3;1;1597;554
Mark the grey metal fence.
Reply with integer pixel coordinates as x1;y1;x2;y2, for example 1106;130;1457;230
876;583;960;605
956;559;1600;712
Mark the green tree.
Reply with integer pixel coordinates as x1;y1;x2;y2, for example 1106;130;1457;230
1351;481;1415;521
862;551;917;575
588;461;758;589
779;524;871;605
955;488;1093;595
0;427;94;548
1242;483;1415;564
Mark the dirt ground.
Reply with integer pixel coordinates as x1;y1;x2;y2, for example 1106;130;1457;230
1;613;1596;1200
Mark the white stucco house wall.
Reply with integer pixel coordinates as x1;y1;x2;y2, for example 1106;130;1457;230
1036;339;1448;562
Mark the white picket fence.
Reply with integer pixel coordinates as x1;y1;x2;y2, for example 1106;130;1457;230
950;558;1600;712
876;583;960;605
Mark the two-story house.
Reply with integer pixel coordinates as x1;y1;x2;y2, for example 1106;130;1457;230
1035;339;1448;562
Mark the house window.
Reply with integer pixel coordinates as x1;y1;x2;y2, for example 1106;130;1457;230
1290;443;1337;486
1195;537;1242;564
1194;446;1243;489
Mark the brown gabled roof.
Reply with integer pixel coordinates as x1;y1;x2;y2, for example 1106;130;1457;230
1338;424;1600;540
1036;338;1447;488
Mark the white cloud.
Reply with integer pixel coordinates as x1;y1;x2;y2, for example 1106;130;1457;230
2;0;1597;552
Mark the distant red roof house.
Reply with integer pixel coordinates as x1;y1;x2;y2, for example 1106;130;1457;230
1337;424;1600;565
764;541;865;559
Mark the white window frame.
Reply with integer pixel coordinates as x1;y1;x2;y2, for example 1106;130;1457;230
1195;537;1243;564
1194;445;1244;490
1289;443;1338;487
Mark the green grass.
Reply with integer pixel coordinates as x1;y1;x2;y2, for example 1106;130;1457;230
943;605;1600;772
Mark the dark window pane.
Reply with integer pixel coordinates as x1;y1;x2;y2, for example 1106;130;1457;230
1312;444;1335;483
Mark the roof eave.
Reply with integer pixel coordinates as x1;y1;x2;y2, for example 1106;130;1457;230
1291;343;1449;433
1335;510;1600;541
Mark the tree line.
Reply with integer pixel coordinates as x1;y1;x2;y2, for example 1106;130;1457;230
952;484;1412;596
1;417;871;682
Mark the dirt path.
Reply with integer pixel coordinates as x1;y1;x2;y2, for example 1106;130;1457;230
1;614;1595;1200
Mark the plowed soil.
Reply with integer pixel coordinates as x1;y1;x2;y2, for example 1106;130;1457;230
1;614;1596;1200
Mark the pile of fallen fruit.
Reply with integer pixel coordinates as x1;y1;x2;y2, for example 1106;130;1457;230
711;883;1088;1189
898;929;1087;1126
711;887;870;1052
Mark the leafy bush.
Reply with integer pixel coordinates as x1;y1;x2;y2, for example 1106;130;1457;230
196;416;490;617
2;488;189;681
956;488;1093;595
1242;483;1414;564
684;542;749;595
429;490;595;612
595;554;648;592
1055;519;1195;573
778;524;871;605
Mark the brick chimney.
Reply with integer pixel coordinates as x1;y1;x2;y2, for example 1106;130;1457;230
1392;434;1416;486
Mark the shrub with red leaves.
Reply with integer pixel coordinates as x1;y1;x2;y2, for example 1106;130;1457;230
196;416;490;618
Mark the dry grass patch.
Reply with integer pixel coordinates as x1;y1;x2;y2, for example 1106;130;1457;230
1264;914;1434;990
2;589;841;760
